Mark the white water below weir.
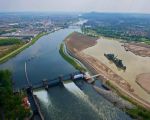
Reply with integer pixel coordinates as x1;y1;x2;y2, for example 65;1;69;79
63;80;106;118
63;81;85;97
34;81;106;119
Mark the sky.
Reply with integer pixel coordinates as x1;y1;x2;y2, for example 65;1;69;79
0;0;150;13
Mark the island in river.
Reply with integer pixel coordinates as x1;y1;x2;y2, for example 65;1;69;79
64;32;150;119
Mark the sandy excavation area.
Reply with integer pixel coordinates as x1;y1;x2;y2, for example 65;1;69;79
65;32;150;109
124;42;150;57
83;37;150;103
66;32;97;53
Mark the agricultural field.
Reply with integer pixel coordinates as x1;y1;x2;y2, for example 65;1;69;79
0;38;24;58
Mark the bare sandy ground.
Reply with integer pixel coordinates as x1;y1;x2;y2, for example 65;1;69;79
124;43;150;57
65;33;150;109
66;32;97;53
136;73;150;94
83;37;150;101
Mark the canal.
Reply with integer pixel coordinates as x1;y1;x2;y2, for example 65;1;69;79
0;27;132;120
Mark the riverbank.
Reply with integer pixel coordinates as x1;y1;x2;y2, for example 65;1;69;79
0;32;47;64
59;42;86;71
64;32;150;120
106;80;150;120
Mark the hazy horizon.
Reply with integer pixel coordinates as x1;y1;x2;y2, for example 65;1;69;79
0;0;150;14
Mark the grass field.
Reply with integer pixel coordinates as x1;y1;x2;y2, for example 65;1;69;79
0;38;21;46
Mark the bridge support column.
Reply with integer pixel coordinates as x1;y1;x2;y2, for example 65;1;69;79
59;75;64;86
42;79;49;91
26;86;33;94
70;74;74;80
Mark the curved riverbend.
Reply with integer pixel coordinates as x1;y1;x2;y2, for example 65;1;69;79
0;28;132;120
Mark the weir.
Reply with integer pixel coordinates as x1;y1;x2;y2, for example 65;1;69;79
25;62;45;120
63;80;106;118
63;80;85;97
31;71;84;90
24;61;101;120
24;62;87;120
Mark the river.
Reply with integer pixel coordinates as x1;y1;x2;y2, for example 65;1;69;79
0;27;131;120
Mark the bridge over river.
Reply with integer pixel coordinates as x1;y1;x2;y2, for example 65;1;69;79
1;26;132;120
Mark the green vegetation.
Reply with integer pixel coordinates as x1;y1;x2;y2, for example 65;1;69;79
59;43;86;71
144;40;150;45
82;27;150;45
31;32;47;45
106;80;150;120
0;38;24;60
81;27;98;38
0;32;47;63
126;107;150;120
82;13;150;45
0;45;22;59
0;70;30;119
0;38;22;46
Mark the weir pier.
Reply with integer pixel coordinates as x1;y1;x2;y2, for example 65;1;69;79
23;62;100;120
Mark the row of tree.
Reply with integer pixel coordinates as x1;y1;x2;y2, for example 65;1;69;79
0;38;22;46
0;70;30;119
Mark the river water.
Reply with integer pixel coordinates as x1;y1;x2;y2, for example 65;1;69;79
0;27;131;120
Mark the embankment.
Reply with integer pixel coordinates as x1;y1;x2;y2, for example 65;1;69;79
93;85;134;109
59;42;86;71
64;31;150;120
